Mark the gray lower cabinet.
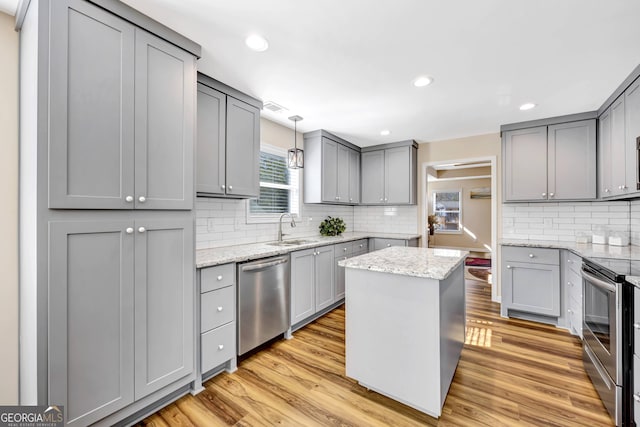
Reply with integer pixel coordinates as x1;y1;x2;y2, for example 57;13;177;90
335;239;369;301
361;141;418;205
502;119;596;202
562;250;583;338
290;245;335;327
196;74;261;198
371;237;419;251
49;216;194;426
48;0;195;210
303;130;361;205
501;246;560;319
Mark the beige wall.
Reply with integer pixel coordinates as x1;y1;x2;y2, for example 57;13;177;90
428;177;492;250
260;117;303;151
0;11;19;405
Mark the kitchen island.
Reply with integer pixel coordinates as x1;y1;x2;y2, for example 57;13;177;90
340;247;467;418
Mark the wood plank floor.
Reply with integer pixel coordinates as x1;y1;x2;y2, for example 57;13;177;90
136;279;613;426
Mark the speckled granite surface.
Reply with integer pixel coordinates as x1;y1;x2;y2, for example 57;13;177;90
500;238;640;261
196;232;421;268
339;247;468;280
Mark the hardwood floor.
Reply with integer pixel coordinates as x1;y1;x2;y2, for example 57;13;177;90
136;279;613;426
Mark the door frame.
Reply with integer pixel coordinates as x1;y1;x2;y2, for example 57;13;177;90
421;156;499;302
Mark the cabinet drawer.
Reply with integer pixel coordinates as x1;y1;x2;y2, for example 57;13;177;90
373;238;406;251
334;242;353;257
635;288;640;356
352;239;369;253
566;251;582;276
201;263;235;293
201;321;236;373
201;285;235;333
502;246;559;265
635;354;640;424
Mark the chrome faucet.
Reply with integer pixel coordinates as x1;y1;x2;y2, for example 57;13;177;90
278;213;296;242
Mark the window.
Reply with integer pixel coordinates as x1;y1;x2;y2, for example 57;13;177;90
247;145;299;222
433;190;462;233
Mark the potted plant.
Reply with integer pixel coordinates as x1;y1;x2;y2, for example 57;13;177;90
319;216;346;236
428;215;439;235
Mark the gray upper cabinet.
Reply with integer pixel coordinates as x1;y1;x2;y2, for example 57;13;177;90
599;108;613;197
502;117;596;202
48;215;194;425
48;0;196;210
303;130;361;205
610;97;627;197
196;74;262;198
626;78;640;192
361;141;418;205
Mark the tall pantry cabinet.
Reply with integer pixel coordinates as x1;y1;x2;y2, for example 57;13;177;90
18;1;201;426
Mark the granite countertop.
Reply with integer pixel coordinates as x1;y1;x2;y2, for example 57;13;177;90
339;247;468;280
196;232;422;268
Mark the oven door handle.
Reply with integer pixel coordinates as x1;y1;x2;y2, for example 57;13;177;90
581;269;617;293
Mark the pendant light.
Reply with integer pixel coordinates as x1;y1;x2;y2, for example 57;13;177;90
288;115;304;169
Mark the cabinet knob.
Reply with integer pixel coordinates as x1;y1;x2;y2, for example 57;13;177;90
386;244;391;247
126;227;134;234
218;344;224;351
549;192;555;197
567;281;572;286
380;198;383;201
622;185;628;190
634;393;640;402
125;196;133;203
138;227;146;233
541;192;547;198
221;184;226;190
228;185;233;191
567;259;572;263
604;188;610;193
633;323;640;330
384;198;388;202
343;247;347;252
528;253;534;258
506;265;512;269
217;306;223;312
350;198;353;201
568;309;573;314
359;244;363;248
138;196;146;203
217;275;223;281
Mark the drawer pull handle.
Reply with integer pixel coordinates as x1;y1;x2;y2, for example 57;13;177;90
633;323;640;330
634;393;640;402
528;253;534;258
217;275;223;281
218;344;224;351
568;309;572;314
344;247;347;252
506;265;512;269
217;306;223;312
126;227;134;234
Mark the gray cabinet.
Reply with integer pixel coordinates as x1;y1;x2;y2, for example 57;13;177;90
49;0;195;210
196;75;261;198
503;119;596;202
501;246;560;319
290;245;335;327
562;251;583;338
303;130;361;205
49;216;194;426
335;239;368;301
371;237;419;251
361;141;418;205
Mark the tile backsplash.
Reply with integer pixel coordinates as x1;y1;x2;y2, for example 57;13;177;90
195;198;419;249
502;201;631;242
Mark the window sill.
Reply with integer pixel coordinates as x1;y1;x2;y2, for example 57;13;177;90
246;214;300;224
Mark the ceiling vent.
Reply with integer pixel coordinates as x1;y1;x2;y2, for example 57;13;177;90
263;101;288;113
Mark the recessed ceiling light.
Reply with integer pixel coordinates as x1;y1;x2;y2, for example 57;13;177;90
413;75;434;87
519;102;536;111
380;129;391;136
245;34;269;52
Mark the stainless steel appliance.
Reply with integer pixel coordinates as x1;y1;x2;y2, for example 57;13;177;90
237;255;290;355
581;257;632;426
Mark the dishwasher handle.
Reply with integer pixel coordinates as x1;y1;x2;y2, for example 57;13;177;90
241;258;288;272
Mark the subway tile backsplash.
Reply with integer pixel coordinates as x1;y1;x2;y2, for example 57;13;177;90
195;198;419;249
502;201;631;242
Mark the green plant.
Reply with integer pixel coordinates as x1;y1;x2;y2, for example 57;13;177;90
319;216;346;236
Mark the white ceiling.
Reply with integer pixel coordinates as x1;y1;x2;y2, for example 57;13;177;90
0;0;16;15
8;1;640;147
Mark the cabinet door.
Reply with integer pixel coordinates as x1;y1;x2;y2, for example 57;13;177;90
349;149;361;204
322;138;339;202
134;29;196;210
134;217;194;399
502;262;560;317
547;120;596;200
49;0;135;209
196;84;226;195
226;97;260;197
291;249;316;325
49;220;134;426
335;256;347;301
336;144;350;203
599;108;613;197
385;146;411;204
361;150;385;204
626;77;640;194
503;127;548;201
315;245;336;311
373;238;406;251
610;96;627;196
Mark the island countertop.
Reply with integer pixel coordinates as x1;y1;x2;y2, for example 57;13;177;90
340;247;468;280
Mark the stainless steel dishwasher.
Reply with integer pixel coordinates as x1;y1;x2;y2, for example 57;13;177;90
237;255;290;355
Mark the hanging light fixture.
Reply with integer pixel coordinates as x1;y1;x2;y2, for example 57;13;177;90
288;115;304;169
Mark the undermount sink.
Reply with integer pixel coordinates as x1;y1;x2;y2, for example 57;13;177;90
266;239;316;247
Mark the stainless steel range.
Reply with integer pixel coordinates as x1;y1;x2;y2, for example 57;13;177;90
581;257;633;426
